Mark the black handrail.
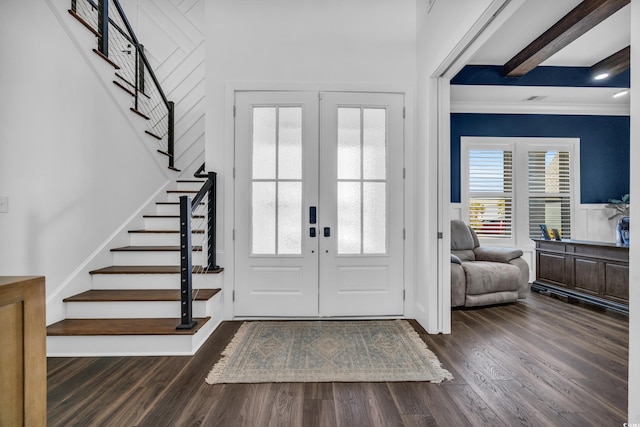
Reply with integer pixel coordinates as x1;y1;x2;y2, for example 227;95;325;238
71;0;176;170
194;162;207;178
177;172;218;330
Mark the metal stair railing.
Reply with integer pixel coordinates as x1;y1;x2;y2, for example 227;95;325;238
177;172;218;330
70;0;176;170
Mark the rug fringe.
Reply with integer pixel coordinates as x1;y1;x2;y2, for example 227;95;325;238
205;322;251;384
395;320;454;384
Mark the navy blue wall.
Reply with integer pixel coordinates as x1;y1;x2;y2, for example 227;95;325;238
452;65;630;88
450;114;630;204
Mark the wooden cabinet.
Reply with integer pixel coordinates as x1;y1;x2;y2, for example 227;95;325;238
0;276;46;427
532;240;628;314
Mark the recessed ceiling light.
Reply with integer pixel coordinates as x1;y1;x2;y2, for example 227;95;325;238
613;89;630;98
594;73;610;80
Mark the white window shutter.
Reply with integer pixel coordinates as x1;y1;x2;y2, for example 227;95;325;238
467;149;513;239
528;150;572;239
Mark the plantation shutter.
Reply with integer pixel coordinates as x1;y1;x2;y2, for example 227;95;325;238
467;149;513;239
528;150;572;239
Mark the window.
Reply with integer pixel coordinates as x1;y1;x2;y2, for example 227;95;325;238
462;138;579;246
528;150;572;239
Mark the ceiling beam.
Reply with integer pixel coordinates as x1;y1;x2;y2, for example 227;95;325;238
503;0;629;77
590;45;630;78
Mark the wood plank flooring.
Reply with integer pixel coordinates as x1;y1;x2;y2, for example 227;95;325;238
47;292;628;426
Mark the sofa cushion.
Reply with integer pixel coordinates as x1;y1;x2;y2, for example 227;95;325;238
462;261;521;295
451;220;477;251
474;246;523;263
451;263;466;307
465;291;519;307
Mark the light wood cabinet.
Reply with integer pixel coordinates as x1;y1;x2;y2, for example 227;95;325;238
532;240;628;314
0;276;46;427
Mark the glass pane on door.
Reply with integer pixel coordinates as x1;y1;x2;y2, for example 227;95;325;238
251;106;303;255
336;107;387;255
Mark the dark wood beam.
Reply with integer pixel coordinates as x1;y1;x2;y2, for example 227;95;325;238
504;0;629;77
590;45;630;78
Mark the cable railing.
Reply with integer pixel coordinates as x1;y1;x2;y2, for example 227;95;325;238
177;172;218;330
70;0;176;170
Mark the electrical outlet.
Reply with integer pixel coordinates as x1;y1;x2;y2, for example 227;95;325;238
0;195;8;213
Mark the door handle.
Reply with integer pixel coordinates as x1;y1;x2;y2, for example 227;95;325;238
324;227;330;237
309;206;317;224
310;227;316;237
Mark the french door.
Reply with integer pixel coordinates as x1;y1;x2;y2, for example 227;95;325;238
234;91;404;317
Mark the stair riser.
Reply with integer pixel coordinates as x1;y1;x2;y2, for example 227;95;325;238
112;250;205;266
156;203;207;216
91;273;223;290
47;297;222;357
66;299;213;319
143;217;181;230
177;181;206;191
129;232;206;246
156;204;180;215
166;193;201;203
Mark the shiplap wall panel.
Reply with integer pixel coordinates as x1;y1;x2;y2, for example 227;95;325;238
130;0;205;170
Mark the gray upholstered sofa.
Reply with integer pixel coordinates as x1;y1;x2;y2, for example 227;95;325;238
451;220;529;308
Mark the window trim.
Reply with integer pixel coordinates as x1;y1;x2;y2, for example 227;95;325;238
461;137;580;248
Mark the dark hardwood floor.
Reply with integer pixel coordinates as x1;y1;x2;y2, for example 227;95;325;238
47;292;628;426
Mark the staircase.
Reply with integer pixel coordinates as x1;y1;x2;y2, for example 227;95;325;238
46;180;224;356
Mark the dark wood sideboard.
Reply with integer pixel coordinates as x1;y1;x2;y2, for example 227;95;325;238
532;239;629;314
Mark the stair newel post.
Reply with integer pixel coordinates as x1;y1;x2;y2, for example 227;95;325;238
168;101;175;169
177;195;197;330
207;172;219;270
97;0;109;57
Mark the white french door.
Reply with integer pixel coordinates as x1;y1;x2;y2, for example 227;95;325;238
234;91;404;317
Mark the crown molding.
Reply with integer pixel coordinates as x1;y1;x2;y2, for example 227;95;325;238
450;101;630;116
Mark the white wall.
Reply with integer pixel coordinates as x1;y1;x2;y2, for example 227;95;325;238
121;0;207;173
205;0;417;318
629;0;639;421
0;0;170;323
415;0;495;332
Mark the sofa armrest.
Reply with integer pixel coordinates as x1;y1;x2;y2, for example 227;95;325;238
474;246;523;263
451;254;462;265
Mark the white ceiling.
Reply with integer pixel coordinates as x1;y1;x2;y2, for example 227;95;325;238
455;1;631;111
469;2;631;67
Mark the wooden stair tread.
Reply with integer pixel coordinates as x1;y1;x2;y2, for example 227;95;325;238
176;180;205;183
111;246;202;252
166;190;199;194
128;229;205;234
46;317;210;336
130;108;150;120
64;289;220;302
143;214;205;219
89;266;223;275
156;201;204;206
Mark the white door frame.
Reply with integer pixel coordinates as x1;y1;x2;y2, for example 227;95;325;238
426;0;526;333
222;83;415;320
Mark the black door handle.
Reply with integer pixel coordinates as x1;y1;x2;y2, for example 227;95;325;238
324;227;330;237
309;206;317;224
310;227;316;237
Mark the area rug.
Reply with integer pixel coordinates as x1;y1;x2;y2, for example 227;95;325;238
205;320;453;384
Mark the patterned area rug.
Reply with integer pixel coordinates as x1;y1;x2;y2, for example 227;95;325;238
205;320;453;384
